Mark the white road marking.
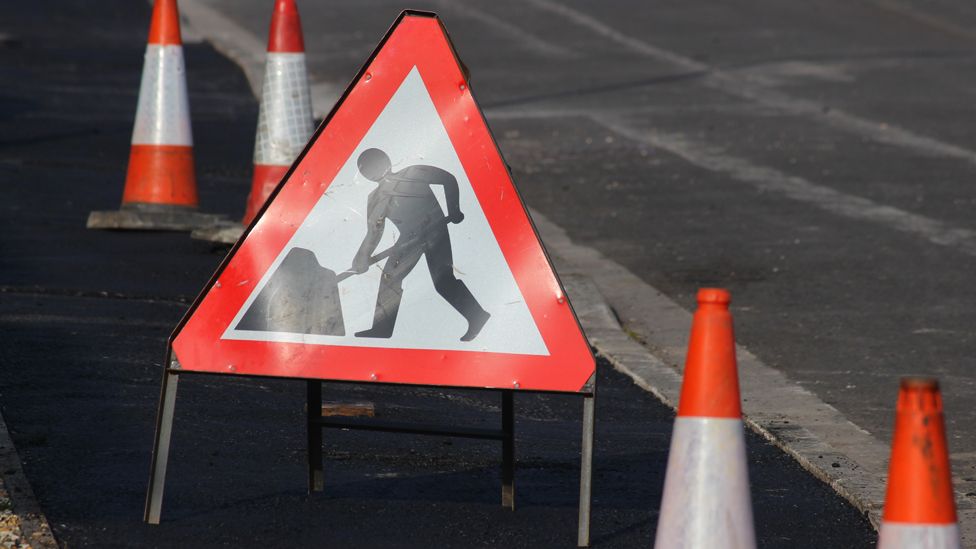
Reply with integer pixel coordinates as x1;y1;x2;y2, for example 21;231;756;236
525;0;976;166
525;0;704;71
867;0;976;42
488;106;976;258
432;0;575;59
592;113;976;257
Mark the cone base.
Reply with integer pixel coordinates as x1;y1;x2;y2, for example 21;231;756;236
190;221;244;244
87;207;226;232
878;522;960;548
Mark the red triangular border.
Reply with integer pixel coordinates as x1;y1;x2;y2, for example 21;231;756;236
171;12;594;393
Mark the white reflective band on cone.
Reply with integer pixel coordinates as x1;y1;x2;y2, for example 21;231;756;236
878;522;961;549
254;52;314;166
131;45;193;146
654;417;756;549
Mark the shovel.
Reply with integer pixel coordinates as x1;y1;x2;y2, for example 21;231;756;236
236;217;451;336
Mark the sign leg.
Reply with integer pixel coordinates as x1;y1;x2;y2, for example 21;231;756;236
144;370;180;524
307;380;323;492
501;390;515;509
577;393;595;547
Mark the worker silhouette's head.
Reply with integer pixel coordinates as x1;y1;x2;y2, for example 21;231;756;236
358;148;391;182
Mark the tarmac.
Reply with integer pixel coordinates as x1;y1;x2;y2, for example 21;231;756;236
185;0;976;543
0;0;969;547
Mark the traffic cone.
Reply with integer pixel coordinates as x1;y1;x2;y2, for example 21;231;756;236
654;288;757;549
245;0;314;225
192;0;314;244
877;378;961;548
88;0;224;231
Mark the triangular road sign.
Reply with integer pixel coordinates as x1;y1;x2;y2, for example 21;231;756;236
171;11;595;393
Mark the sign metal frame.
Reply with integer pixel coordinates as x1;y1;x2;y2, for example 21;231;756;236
144;11;597;547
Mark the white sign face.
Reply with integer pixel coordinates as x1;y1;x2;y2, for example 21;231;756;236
223;67;549;356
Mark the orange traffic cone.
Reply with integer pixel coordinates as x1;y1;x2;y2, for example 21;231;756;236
877;378;960;548
244;0;314;225
654;288;756;549
87;0;223;231
192;0;314;244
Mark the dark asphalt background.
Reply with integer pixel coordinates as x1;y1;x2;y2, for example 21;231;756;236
198;0;976;498
0;0;881;547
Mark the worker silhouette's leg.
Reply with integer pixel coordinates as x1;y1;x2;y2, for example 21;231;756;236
425;228;490;342
355;246;422;339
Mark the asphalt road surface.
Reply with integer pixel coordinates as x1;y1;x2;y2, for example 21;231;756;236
4;0;975;546
197;0;976;511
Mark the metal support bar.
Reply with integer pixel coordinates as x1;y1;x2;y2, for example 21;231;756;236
144;370;180;524
501;390;515;510
313;416;507;440
307;381;323;492
577;392;595;547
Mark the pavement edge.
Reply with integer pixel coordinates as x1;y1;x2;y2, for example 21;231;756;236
544;210;976;545
0;409;57;548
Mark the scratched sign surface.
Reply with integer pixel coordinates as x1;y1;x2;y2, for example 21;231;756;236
171;12;594;393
